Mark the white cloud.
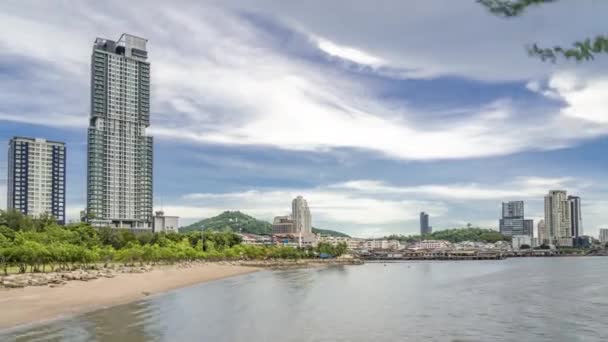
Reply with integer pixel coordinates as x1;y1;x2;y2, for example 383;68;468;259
332;177;584;200
316;37;385;66
180;188;446;226
0;1;606;162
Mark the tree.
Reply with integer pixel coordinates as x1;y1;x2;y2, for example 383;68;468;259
478;0;608;62
520;244;531;249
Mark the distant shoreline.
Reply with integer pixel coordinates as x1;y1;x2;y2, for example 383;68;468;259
0;263;260;330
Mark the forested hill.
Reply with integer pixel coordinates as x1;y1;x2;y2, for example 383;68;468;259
179;211;350;237
179;211;272;235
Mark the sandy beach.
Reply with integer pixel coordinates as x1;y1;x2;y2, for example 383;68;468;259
0;263;259;330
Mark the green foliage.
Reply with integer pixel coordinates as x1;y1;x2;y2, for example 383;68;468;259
386;227;510;244
180;211;272;235
520;244;531;249
478;0;555;17
0;211;338;274
181;211;350;237
312;228;350;238
316;242;348;257
478;0;607;62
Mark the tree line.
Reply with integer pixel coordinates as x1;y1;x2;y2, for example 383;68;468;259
386;227;511;244
0;210;347;275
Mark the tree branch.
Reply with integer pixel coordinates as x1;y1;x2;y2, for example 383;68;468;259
477;0;558;17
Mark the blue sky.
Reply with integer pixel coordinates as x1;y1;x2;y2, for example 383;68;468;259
1;0;607;237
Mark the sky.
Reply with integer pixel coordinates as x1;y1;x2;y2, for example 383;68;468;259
0;0;607;238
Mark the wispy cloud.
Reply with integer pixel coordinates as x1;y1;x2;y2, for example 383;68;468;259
0;1;607;162
332;177;586;200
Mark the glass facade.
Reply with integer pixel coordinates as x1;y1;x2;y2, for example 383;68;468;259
87;34;153;229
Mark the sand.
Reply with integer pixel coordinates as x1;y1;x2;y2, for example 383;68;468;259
0;263;259;330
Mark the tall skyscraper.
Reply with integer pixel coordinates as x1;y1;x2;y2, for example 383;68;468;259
499;201;533;236
7;137;66;224
420;212;431;235
87;34;153;229
568;196;582;238
291;196;312;234
544;190;572;246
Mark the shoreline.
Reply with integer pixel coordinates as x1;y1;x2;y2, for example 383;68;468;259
0;263;260;330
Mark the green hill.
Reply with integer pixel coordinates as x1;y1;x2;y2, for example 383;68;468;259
312;227;350;238
180;211;272;235
179;211;350;237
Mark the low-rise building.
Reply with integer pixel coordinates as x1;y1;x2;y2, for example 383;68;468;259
511;235;539;250
152;211;179;233
413;240;451;250
272;216;296;234
362;239;401;251
318;236;364;250
238;233;271;245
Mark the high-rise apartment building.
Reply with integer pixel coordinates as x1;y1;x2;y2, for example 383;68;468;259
87;34;153;229
568;196;582;238
291;196;312;234
544;190;573;246
7;137;66;224
420;212;431;235
599;228;608;244
537;219;546;242
499;201;533;237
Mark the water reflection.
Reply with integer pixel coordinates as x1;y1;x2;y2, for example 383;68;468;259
2;258;608;342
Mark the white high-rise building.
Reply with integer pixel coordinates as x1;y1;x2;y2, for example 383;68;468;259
544;190;572;246
291;196;312;234
7;137;66;224
599;229;608;244
87;34;153;229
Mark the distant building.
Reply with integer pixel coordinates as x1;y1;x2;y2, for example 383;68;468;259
272;215;296;234
363;239;401;251
502;201;524;218
568;196;582;238
537;220;546;242
599;229;608;244
544;190;575;247
292;196;312;234
413;240;451;250
152;211;179;233
420;212;432;235
512;235;538;250
7;137;66;224
499;201;533;237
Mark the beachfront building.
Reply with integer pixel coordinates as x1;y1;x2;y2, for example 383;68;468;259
87;33;153;230
152;211;179;233
544;190;578;247
412;240;451;250
7;137;66;224
512;235;539;250
362;239;401;251
319;236;364;250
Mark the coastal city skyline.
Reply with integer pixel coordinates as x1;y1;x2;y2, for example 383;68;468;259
1;1;608;238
